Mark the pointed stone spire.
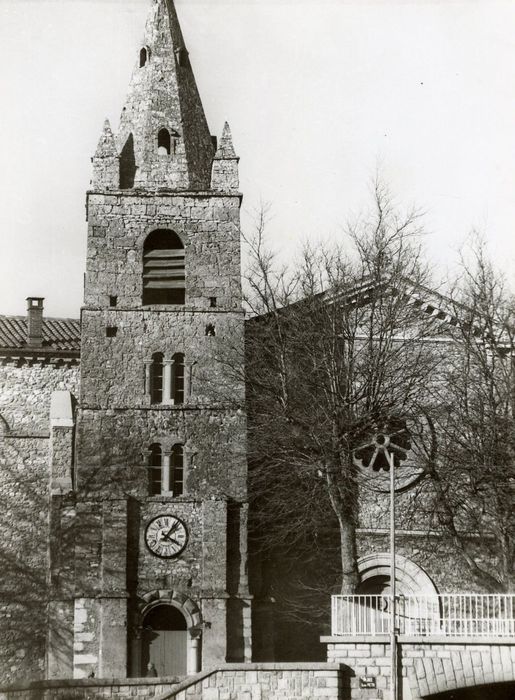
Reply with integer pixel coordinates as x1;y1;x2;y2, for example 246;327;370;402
217;122;238;159
91;119;119;189
116;0;215;191
211;122;240;192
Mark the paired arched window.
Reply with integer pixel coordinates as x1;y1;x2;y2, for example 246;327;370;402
149;352;185;405
143;230;185;305
148;443;184;496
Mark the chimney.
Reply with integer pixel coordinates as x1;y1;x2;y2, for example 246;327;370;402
26;297;44;347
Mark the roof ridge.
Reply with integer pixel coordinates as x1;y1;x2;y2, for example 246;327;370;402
0;314;80;322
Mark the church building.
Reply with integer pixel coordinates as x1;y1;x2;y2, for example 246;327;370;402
0;0;512;694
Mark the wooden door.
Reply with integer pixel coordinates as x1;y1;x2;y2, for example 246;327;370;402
148;630;188;677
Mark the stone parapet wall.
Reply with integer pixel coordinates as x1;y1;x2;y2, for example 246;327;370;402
161;663;344;700
324;636;515;699
0;664;345;700
0;677;179;700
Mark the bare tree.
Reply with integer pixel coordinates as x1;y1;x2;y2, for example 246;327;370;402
423;239;515;592
244;183;442;607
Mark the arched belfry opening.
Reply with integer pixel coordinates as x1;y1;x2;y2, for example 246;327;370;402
142;230;185;305
142;605;188;677
158;128;171;155
140;46;149;67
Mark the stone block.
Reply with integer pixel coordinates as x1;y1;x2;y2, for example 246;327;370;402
442;658;455;685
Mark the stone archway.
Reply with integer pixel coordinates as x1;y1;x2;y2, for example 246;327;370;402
403;641;515;699
357;553;439;595
356;553;440;636
427;681;515;700
131;590;202;678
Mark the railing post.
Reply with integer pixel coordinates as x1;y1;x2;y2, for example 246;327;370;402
388;448;397;700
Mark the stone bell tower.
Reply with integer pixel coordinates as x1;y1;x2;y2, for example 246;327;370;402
47;0;250;680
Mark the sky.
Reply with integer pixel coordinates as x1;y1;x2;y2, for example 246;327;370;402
0;0;514;318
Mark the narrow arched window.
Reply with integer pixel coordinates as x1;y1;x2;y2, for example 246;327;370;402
172;353;185;405
149;443;162;495
158;128;171;156
140;47;149;68
120;133;136;189
150;352;164;404
171;444;184;496
143;230;185;305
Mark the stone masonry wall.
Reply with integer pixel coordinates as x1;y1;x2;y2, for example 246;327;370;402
0;677;179;700
356;533;493;596
326;638;515;699
80;310;244;409
0;664;345;700
84;192;241;311
2;651;514;700
75;408;246;498
0;361;79;684
170;664;344;700
0;363;79;433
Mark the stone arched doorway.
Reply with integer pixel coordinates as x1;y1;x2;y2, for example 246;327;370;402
131;590;202;678
142;605;188;678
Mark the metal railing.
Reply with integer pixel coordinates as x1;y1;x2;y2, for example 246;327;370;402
331;594;515;638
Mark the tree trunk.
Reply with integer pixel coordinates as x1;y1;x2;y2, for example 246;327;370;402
338;516;359;594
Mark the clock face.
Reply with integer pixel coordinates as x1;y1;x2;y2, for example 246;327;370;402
145;515;188;559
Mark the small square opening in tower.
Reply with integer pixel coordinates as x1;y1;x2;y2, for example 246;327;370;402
109;296;118;307
106;326;118;338
209;297;217;308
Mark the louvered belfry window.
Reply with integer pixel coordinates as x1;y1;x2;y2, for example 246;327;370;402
143;229;185;305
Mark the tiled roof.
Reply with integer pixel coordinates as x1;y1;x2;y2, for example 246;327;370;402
0;316;81;353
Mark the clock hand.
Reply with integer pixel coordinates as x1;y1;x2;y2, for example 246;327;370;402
160;532;181;546
163;522;180;539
